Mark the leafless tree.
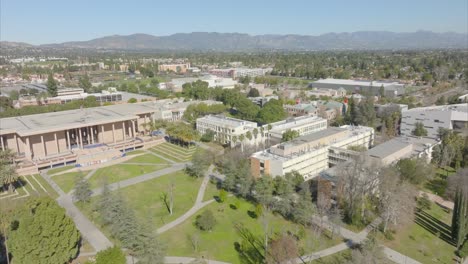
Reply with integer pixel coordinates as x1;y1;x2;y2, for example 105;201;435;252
378;167;417;233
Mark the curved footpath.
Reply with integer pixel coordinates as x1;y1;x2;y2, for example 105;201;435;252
42;160;422;264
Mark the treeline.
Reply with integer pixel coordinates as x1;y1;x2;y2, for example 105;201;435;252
0;96;100;118
182;80;287;124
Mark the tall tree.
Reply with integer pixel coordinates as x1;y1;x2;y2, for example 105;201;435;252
8;197;80;264
452;188;468;249
0;149;18;192
73;173;92;203
78;74;92;92
266;233;299;264
46;73;58;97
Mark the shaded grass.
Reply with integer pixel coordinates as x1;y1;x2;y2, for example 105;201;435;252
203;180;220;202
160;196;342;263
424;167;455;197
380;202;456;264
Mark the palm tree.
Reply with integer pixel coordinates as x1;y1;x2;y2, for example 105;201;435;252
239;134;245;152
267;124;272;147
232;135;238;148
0;149;18;193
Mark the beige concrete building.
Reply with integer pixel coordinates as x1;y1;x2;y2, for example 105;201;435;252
159;63;191;73
250;125;374;180
0;99;220;172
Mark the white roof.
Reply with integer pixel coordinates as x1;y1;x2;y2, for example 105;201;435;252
313;78;403;87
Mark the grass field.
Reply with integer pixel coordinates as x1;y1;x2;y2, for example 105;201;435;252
87;163;169;189
47;165;74;176
51;171;88;193
160;196;342;263
79;170;202;228
150;143;197;162
203;180;221;202
123;153;170;164
0;174;58;201
124;149;146;156
380;201;456;264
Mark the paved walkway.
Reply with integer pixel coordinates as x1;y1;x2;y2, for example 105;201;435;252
157;165;215;234
419;190;454;210
84;169;98;180
90;163;188;196
40;172;113;252
165;256;230;264
304;215;421;264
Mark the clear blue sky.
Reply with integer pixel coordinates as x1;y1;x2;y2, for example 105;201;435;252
1;0;467;44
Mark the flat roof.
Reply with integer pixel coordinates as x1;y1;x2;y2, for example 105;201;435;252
312;78;404;87
0;99;218;136
403;103;468;113
197;115;257;128
279;127;346;149
367;136;439;159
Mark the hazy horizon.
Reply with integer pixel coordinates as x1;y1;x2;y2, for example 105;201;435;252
2;0;467;45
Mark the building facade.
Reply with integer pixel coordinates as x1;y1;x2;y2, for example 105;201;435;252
196;115;263;146
250;126;374;180
400;104;468;138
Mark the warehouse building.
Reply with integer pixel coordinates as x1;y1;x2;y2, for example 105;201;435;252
310;78;406;98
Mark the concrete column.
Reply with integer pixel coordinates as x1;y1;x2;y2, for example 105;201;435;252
100;125;105;143
112;124;116;143
41;135;46;157
78;128;83;149
144;115;148;133
132;120;136;138
54;133;59;153
14;134;19;153
91;127;95;144
122;122;127;141
0;136;4;151
25;137;32;159
66;130;71;150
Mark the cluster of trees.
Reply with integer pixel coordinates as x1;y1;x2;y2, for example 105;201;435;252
281;129;300;142
344;97;377;127
0;150;18;192
0;96;100;118
336;155;428;230
412;122;428;137
182;103;227;125
95;184;165;263
165;122;199;146
2;197;81;264
181;80;287;124
432;129;468;169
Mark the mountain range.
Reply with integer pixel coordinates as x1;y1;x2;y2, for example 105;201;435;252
3;31;468;51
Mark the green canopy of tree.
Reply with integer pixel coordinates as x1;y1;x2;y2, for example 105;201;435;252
281;129;300;142
248;88;260;97
256;99;287;124
8;197;81;264
0;149;18;191
78;74;93;92
94;246;126;264
195;210;217;231
46;73;58;97
412;122;428;137
396;158;434;185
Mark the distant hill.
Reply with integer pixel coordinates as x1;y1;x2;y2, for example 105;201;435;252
5;31;468;51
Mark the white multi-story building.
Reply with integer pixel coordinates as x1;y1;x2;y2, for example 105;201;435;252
250;126;374;180
268;116;328;144
400;104;468;138
196;115;262;146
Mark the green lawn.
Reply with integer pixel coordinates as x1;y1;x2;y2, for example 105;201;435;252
88;163;169;189
124;149;146;156
381;202;456;264
29;174;59;199
123;153;169;164
52;171;88;193
160;196;342;263
150;143;197;162
203;180;220;202
47;165;74;175
312;250;351;263
79;171;202;228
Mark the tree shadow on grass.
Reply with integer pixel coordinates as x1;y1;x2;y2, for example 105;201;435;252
234;224;265;264
414;209;455;246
